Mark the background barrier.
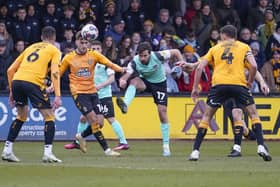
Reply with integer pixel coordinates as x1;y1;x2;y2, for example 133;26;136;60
0;95;279;140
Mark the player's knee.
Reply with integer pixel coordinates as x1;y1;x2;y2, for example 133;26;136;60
17;115;27;122
44;115;55;121
80;115;87;123
232;108;243;121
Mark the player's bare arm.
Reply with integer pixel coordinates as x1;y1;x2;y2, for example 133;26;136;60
191;59;208;103
246;54;257;88
255;71;270;95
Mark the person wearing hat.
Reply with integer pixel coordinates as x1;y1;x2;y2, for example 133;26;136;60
0;39;13;91
257;7;277;49
104;16;126;44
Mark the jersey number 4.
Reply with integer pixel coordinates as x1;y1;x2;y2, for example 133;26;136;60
221;48;234;64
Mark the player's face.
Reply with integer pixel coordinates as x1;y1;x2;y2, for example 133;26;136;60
76;39;88;54
139;50;150;65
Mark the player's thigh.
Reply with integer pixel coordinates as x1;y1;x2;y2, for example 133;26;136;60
202;105;218;122
130;77;146;91
72;94;95;115
39;108;55;121
12;80;29;106
232;86;255;107
16;105;29;120
206;85;227;108
157;104;168;123
245;104;259;119
100;97;115;119
145;80;168;106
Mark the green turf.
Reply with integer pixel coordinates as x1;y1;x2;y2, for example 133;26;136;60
0;140;279;187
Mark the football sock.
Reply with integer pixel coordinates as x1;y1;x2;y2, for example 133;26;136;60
93;131;109;151
252;123;264;145
193;128;207;150
3;141;13;153
160;123;170;145
111;120;127;144
44;144;52;155
234;126;243;146
44;121;55;145
124;85;136;106
81;125;92;138
7;119;24;142
76;122;89;144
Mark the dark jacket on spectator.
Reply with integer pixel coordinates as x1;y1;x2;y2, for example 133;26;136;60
123;8;145;35
0;47;13;91
11;19;33;45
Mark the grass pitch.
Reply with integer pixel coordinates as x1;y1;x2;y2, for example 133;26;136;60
0;140;279;187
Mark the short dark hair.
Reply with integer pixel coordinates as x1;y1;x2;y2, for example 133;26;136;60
91;40;102;46
41;26;56;40
137;42;152;54
220;25;237;39
75;31;83;40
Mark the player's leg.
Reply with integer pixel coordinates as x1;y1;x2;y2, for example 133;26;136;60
2;105;27;162
246;104;272;161
40;109;62;163
64;115;88;149
189;105;218;161
2;81;29;162
116;77;146;113
102;97;129;150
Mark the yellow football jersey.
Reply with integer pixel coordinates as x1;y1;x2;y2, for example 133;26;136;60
9;42;61;88
60;49;122;95
202;40;252;87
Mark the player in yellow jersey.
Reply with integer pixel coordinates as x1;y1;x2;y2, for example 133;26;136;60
59;31;125;156
2;26;62;163
187;25;272;161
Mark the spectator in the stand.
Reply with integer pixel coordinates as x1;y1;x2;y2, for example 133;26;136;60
233;0;251;27
215;0;241;30
105;16;126;45
5;0;26;17
78;0;96;26
60;5;78;33
34;0;46;20
89;0;104;33
103;0;119;34
191;3;217;49
140;19;159;49
123;0;145;35
265;21;280;59
0;4;13;32
11;6;33;45
0;39;13;91
55;0;71;19
257;8;276;49
261;49;280;92
183;28;202;55
203;28;220;55
272;0;280;22
142;0;160;21
239;27;254;45
102;35;118;62
11;39;25;60
153;9;175;35
42;1;61;41
117;35;133;68
26;4;41;43
184;0;202;27
173;11;187;39
247;0;269;31
251;41;266;71
115;0;130;15
130;32;141;56
60;28;75;55
0;20;13;53
162;29;181;49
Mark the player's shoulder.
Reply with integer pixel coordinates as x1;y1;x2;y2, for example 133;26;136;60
63;50;76;60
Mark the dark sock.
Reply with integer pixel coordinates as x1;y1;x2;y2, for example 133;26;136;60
44;121;55;144
234;126;243;145
252;123;264;145
7;119;24;142
193;128;207;150
93;131;109;151
81;125;92;138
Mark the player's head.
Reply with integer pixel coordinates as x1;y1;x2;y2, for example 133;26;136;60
75;31;88;54
90;40;102;53
220;25;237;40
41;26;56;42
137;42;152;65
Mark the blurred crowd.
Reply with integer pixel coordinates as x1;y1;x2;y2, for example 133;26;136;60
1;0;280;94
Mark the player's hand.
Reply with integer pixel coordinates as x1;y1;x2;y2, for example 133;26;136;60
46;84;54;93
8;92;15;107
121;67;127;74
260;82;270;96
176;61;197;73
52;96;62;111
119;78;127;89
247;81;253;89
191;86;200;103
95;84;102;91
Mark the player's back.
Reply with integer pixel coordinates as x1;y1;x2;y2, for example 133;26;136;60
206;40;251;86
13;42;60;87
